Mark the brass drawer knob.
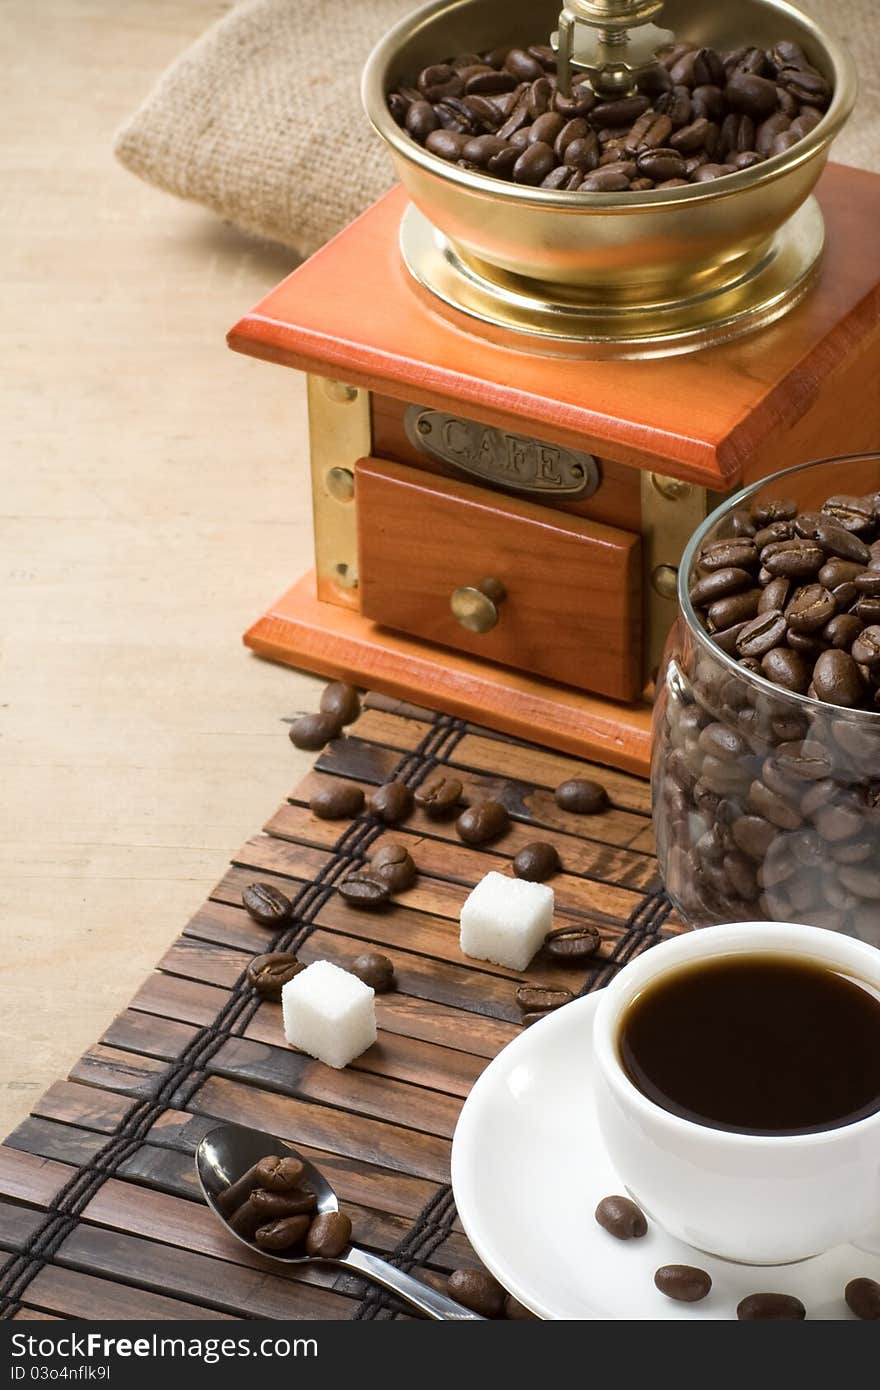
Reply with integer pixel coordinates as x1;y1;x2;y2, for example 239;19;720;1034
450;578;507;633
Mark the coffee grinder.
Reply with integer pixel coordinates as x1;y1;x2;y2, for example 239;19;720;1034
228;0;877;775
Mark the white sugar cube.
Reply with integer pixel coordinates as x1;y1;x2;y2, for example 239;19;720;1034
282;960;376;1069
460;871;554;971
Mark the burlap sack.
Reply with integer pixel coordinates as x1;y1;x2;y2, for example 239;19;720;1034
114;0;878;258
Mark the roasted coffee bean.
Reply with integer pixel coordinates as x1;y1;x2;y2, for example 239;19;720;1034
242;882;291;927
851;625;880;667
669;116;715;154
636;148;686;181
812;649;866;707
250;1187;318;1223
415;774;463;818
726;72;779;119
447;1267;505;1317
337;874;391;910
309;782;365;820
368;780;414;824
319;682;361;729
762;538;825;578
595;1194;647;1240
731;815;776;860
425;128;470;160
845;1276;880;1320
217;1154;306;1216
512;141;556;185
513;841;561;882
785;583;835;632
736;609;787;658
544;925;601;960
529;111;565;146
515;984;574;1013
247;952;305;1000
591;95;649;128
815;515;872;560
504;48;544;82
369;841;417;892
748;779;802;830
456;799;510;845
689;566;753;606
698;538;758;572
579;168;630;191
561;134;600;172
823;494;876;533
289;711;342;750
555;777;608;814
760;646;810;694
707;588;761;630
737;1292;806;1320
255;1215;311;1251
305;1211;352;1258
654;1264;712;1303
504;1294;539;1319
350;951;395;992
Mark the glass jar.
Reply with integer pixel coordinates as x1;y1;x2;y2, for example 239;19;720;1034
653;453;880;944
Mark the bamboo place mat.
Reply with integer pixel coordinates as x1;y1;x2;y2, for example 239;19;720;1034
0;693;679;1322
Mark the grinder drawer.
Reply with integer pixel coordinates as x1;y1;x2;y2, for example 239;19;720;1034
356;457;642;702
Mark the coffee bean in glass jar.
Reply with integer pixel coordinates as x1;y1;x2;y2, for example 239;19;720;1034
387;37;831;195
653;455;880;944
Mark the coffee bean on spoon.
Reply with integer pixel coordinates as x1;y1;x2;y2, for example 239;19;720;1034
255;1215;311;1251
513;841;560;881
247;952;305;1000
369;842;417;892
349;951;395;992
737;1292;806;1320
654;1265;712;1303
368;781;414;824
306;1211;353;1258
845;1277;880;1320
309;782;365;820
595;1194;647;1239
544;925;601;960
456;799;510;845
217;1154;305;1215
555;778;608;813
289;711;343;750
242;882;291;927
319;681;361;725
447;1268;506;1318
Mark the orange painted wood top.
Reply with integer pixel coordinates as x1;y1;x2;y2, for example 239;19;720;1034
228;164;880;489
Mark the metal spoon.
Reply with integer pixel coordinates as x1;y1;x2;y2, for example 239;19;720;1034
195;1121;484;1320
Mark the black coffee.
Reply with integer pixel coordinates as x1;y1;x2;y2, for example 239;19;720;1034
618;953;880;1135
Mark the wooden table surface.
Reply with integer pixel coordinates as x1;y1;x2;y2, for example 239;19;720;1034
0;0;320;1137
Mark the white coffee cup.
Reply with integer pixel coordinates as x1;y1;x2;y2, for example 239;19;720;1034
593;921;880;1265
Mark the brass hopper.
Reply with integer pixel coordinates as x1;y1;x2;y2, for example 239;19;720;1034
363;0;857;354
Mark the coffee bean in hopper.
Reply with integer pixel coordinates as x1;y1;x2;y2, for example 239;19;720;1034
349;952;395;992
368;780;415;824
845;1277;880;1319
447;1268;506;1318
242;882;292;927
456;799;510;845
595;1194;648;1239
289;711;343;750
654;1265;712;1303
247;952;305;1000
554;778;608;814
369;841;417;892
337;874;391;910
309;782;365;820
737;1292;806;1320
319;681;361;725
414;773;463;818
513;841;560;881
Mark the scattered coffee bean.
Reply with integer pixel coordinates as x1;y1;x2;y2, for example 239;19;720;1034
247;952;305;1000
369;781;415;824
654;1264;712;1303
289;711;342;750
309;782;365;820
513;841;560;881
337;874;391;910
503;1293;538;1319
242;882;291;927
447;1268;506;1318
595;1194;648;1239
305;1211;352;1258
349;952;395;992
319;681;361;726
520;1010;549;1027
456;799;510;845
544;924;601;959
737;1292;806;1320
414;774;464;818
369;841;417;892
515;984;574;1012
554;778;608;814
254;1215;311;1251
844;1276;880;1320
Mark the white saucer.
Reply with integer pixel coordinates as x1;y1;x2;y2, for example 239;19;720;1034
451;993;879;1320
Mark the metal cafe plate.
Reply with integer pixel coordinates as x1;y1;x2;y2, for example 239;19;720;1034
404;406;600;500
